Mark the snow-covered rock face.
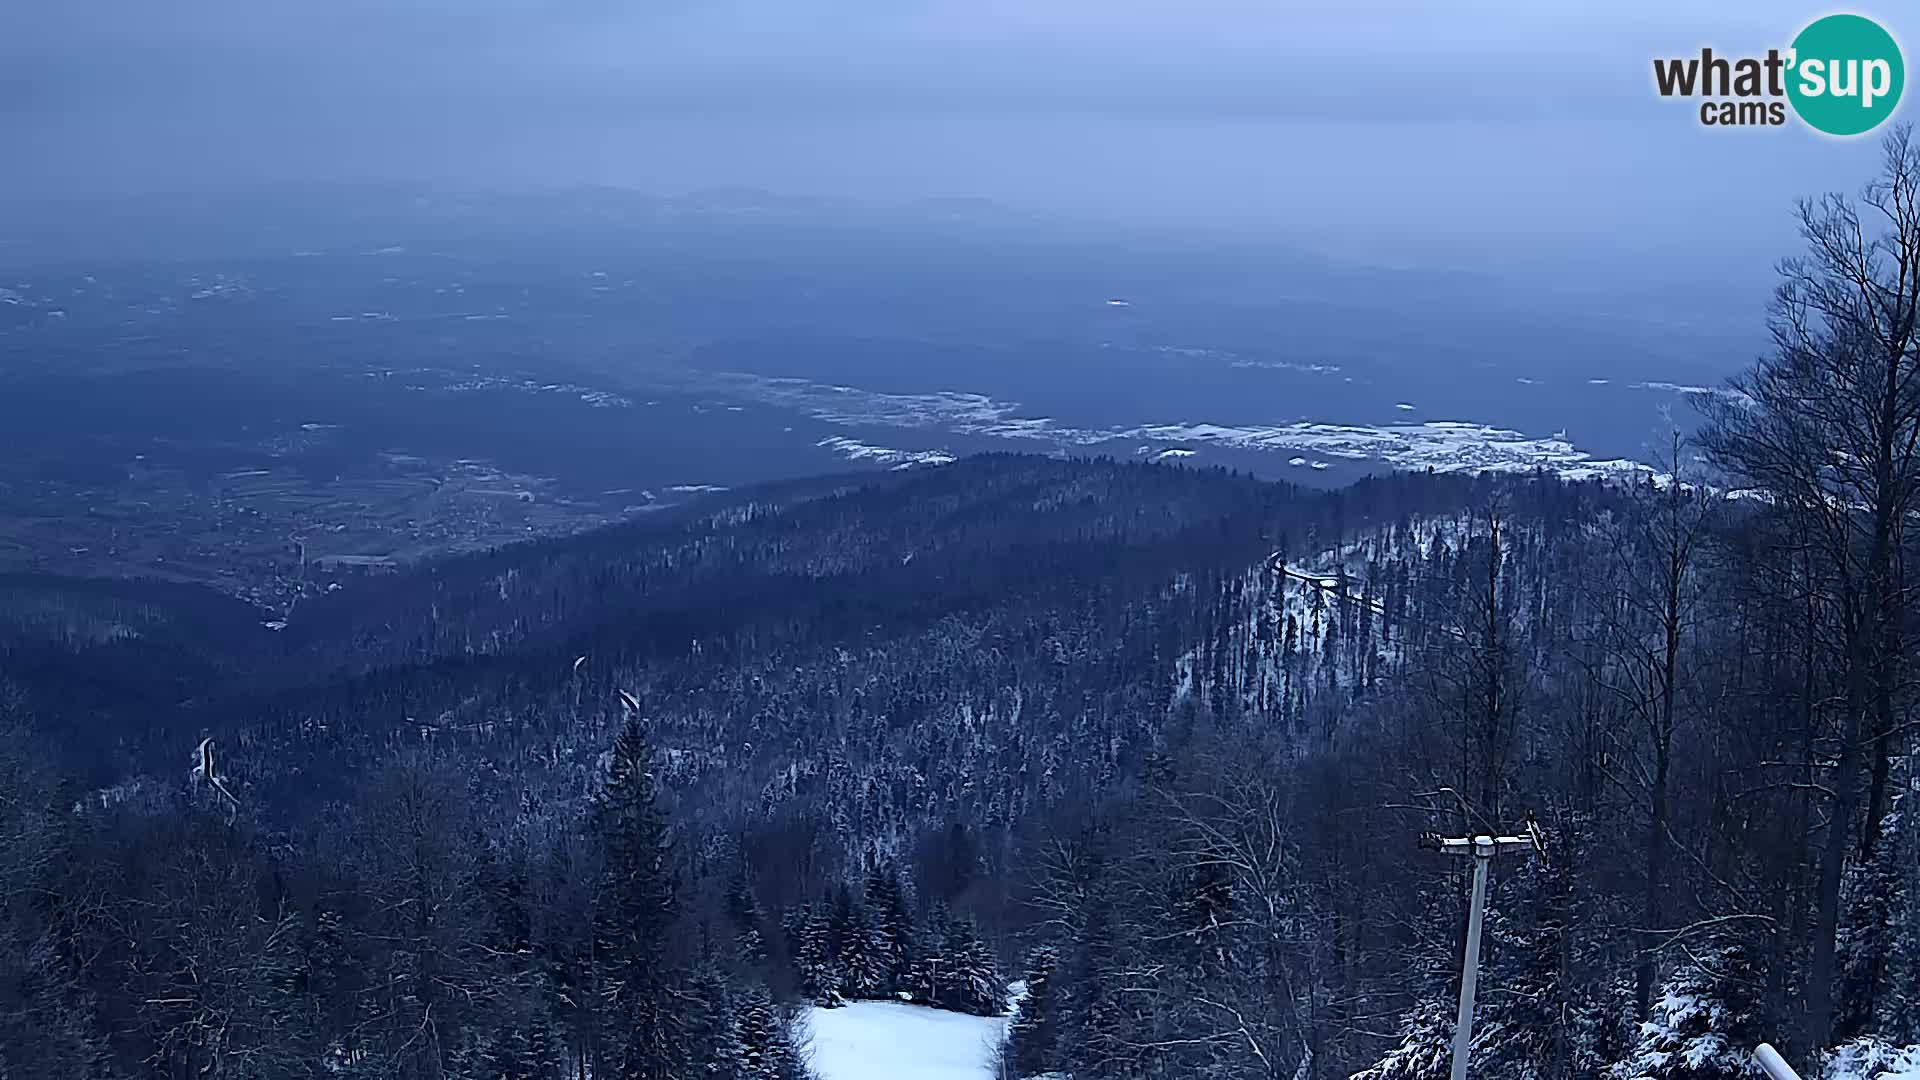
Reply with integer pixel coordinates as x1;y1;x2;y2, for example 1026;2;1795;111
805;1001;1009;1080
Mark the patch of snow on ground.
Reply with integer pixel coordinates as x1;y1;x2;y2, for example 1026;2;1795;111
1229;358;1342;375
717;372;1654;480
818;436;958;470
1632;381;1752;406
806;1002;1008;1080
1827;1039;1920;1080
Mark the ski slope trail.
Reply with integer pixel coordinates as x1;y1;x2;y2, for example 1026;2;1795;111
806;1001;1009;1080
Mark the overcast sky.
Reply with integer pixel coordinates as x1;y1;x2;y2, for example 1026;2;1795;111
1;0;1905;274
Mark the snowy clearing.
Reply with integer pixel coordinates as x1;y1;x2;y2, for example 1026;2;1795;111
805;1001;1008;1080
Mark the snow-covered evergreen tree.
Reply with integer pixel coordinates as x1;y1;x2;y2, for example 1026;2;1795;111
864;866;919;997
904;903;945;1005
675;960;728;1078
726;868;771;975
1609;943;1766;1080
1352;870;1465;1080
1839;789;1920;1044
1006;945;1062;1077
836;898;888;1000
1056;894;1131;1077
730;986;809;1080
793;905;843;1006
1470;852;1626;1080
591;709;688;1079
936;914;1006;1016
1350;997;1455;1080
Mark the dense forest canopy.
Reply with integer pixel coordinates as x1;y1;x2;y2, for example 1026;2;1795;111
9;133;1920;1080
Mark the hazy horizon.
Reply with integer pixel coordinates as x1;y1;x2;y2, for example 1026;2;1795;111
5;1;1908;280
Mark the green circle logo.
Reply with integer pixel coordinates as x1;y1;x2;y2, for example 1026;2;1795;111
1787;14;1904;136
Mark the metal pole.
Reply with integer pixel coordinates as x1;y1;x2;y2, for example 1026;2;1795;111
1753;1044;1802;1080
1449;838;1494;1080
1419;824;1542;1080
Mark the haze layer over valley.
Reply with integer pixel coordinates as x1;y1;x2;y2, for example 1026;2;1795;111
0;187;1759;603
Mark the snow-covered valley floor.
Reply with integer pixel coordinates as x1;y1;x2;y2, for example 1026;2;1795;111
805;1002;1009;1080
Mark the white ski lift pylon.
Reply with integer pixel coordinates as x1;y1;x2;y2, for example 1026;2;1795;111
1417;819;1543;1080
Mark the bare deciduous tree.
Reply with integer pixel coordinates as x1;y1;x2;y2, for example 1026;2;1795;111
1701;124;1920;1050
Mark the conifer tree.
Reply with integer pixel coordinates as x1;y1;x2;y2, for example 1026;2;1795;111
939;914;1006;1016
726;868;770;974
1006;945;1062;1078
826;885;858;979
837;895;887;1000
1838;790;1920;1043
793;904;843;1006
683;959;737;1080
1609;943;1766;1080
863;866;918;996
591;705;686;1079
1349;998;1454;1080
732;986;809;1080
1056;894;1129;1077
910;902;955;1006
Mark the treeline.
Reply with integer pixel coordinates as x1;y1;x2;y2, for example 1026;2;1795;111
784;863;1006;1016
0;688;822;1079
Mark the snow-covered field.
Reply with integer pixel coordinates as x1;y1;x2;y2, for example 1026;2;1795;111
805;1002;1009;1080
712;370;1656;480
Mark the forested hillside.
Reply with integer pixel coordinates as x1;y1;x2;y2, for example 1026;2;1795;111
0;437;1901;1080
7;134;1920;1080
